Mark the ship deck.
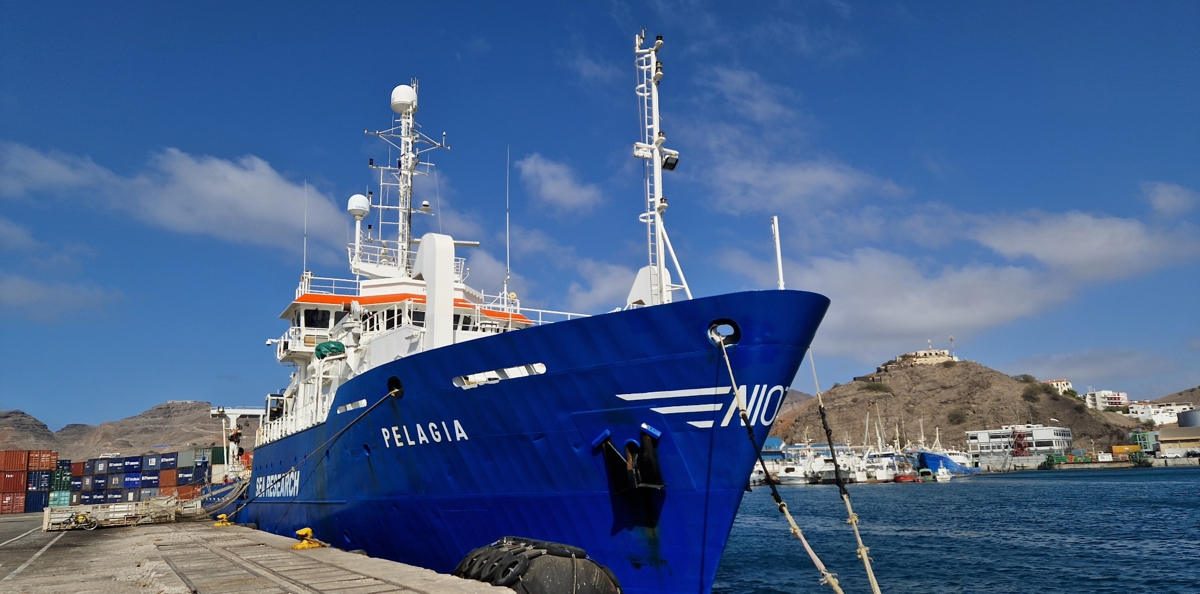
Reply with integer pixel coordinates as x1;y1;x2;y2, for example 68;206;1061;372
0;513;504;593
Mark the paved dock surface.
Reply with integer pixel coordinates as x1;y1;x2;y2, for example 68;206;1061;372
0;514;505;594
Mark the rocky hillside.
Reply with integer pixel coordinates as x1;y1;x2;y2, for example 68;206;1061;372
1154;385;1200;406
0;401;257;461
772;361;1141;450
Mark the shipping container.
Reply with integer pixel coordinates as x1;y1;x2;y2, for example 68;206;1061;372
69;492;81;506
0;471;26;493
71;462;84;477
84;460;95;475
123;473;141;489
107;458;125;473
1;492;26;514
143;454;160;470
70;477;83;491
141;471;160;488
82;475;93;491
105;490;122;504
93;459;108;474
79;492;93;505
26;470;51;492
56;459;71;470
1112;444;1143;454
176;467;195;485
140;487;159;499
26;450;57;471
108;473;124;490
0;451;29;472
160;452;178;470
195;448;212;464
210;447;226;465
177;449;195;468
159;486;177;497
123;489;140;503
48;490;70;507
160;469;178;487
51;469;72;491
175;484;201;500
24;491;49;513
123;456;142;473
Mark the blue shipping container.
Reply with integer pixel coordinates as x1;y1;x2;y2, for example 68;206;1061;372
123;489;139;502
26;470;51;492
159;453;178;470
140;487;159;499
141;471;160;488
176;467;194;485
71;477;83;491
93;459;108;474
123;474;141;489
105;490;122;503
84;460;96;475
24;491;49;513
143;454;160;470
107;459;125;473
56;459;71;470
123;456;142;472
107;473;124;489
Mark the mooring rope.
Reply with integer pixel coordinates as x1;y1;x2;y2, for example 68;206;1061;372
719;341;845;594
809;349;883;594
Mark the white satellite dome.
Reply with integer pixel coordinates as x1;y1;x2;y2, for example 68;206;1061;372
390;85;418;115
347;193;371;219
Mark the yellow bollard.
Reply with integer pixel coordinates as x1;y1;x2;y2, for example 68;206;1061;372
213;514;234;527
292;527;329;550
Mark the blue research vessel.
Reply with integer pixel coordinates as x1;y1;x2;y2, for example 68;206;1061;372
238;33;829;594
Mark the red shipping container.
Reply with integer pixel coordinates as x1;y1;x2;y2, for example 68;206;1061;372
159;469;177;487
0;471;26;493
159;486;177;497
175;484;201;500
26;451;57;471
0;451;29;472
71;462;85;477
0;492;25;514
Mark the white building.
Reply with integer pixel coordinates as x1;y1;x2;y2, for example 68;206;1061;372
1041;379;1073;395
1085;390;1129;410
1126;401;1194;426
966;424;1074;457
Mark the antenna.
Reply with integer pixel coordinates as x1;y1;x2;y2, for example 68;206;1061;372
771;215;784;290
303;181;309;272
950;335;955;359
504;145;511;308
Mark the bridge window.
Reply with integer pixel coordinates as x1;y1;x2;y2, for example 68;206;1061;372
304;309;331;329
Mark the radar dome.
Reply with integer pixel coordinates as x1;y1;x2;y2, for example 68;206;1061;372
390;85;418;115
347;194;370;219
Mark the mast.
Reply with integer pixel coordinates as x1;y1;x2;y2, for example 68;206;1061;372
633;31;690;305
351;79;448;279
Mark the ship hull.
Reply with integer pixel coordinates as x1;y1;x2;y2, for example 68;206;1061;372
239;290;829;594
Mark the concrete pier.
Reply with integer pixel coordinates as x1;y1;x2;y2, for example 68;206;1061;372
0;514;505;593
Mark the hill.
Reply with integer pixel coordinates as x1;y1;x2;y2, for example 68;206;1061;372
1154;385;1200;406
772;361;1141;450
0;401;258;460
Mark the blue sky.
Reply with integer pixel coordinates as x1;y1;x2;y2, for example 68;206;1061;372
2;2;1197;430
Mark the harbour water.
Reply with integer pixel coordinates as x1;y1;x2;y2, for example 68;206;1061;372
715;466;1200;593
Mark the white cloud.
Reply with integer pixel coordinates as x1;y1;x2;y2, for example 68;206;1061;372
514;154;603;213
0;272;122;322
566;260;637;312
707;155;903;215
717;248;1071;361
1010;349;1179;388
1141;182;1198;217
974;211;1195;281
0;216;39;251
561;49;622;85
705;67;797;125
0;141;345;254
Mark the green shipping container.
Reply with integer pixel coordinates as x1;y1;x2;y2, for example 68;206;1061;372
210;447;225;465
48;490;70;507
51;469;72;491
